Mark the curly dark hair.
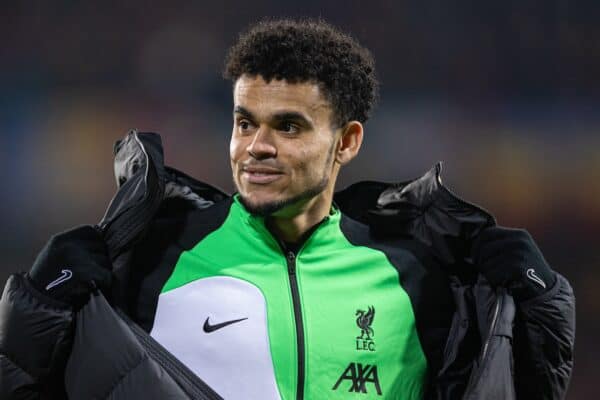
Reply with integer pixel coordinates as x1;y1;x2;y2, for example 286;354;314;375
223;18;378;127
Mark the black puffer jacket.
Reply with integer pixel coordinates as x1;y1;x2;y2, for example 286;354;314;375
0;131;575;399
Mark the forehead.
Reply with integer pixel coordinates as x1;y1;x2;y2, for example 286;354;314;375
233;75;331;118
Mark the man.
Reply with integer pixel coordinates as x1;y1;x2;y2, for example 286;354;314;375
0;19;574;399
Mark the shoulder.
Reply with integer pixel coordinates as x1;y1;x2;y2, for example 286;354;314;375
141;196;234;251
335;162;496;266
118;196;234;330
122;195;234;283
338;211;445;278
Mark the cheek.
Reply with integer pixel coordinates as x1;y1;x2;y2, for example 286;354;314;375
294;147;323;181
229;136;242;164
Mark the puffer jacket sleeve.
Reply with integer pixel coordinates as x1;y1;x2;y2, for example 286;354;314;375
0;273;74;399
64;289;220;399
512;272;575;399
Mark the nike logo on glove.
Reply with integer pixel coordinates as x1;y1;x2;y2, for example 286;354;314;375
203;317;248;333
45;269;73;290
526;268;546;289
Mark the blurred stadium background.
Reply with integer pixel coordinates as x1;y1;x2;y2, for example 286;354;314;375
1;1;598;397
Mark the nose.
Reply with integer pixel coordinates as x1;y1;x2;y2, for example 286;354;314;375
247;126;277;160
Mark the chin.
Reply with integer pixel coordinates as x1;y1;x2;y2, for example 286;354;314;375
238;192;289;217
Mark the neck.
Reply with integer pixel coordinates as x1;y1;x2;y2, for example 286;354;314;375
265;186;335;244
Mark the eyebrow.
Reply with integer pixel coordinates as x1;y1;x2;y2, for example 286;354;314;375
234;106;254;119
234;106;313;129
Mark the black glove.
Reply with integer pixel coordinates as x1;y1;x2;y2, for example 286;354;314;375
28;225;112;307
471;226;557;300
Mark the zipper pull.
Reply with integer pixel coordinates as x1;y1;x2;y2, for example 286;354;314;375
286;251;296;274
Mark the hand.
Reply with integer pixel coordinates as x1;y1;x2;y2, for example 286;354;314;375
28;225;112;307
470;226;556;300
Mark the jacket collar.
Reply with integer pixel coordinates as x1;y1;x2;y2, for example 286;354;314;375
333;162;496;264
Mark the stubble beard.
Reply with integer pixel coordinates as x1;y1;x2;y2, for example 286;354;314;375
235;140;336;217
238;176;329;217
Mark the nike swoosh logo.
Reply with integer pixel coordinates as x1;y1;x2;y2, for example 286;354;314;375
203;317;248;333
526;268;546;289
45;269;73;290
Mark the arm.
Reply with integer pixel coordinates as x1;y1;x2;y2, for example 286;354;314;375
471;227;575;399
0;274;74;399
0;225;112;399
512;273;575;400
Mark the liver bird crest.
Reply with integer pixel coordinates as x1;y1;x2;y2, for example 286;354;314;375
356;306;375;340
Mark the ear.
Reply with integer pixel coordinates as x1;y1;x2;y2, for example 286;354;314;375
335;121;363;165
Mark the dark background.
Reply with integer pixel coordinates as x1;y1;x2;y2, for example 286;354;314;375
1;1;598;397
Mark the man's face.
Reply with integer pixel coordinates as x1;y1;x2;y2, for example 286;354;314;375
230;74;340;216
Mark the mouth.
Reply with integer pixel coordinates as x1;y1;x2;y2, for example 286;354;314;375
241;167;284;185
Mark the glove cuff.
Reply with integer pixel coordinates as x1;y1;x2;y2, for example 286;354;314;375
471;226;556;301
483;264;557;300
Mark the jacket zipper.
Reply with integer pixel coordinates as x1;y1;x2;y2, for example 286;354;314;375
116;308;223;400
265;215;330;400
284;249;305;400
462;295;503;397
480;295;502;362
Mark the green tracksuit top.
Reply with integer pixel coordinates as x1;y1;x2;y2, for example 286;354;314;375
147;194;428;399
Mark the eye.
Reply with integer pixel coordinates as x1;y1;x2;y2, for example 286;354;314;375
280;121;299;134
237;119;254;132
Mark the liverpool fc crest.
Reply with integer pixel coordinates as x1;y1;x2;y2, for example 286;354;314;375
355;306;375;351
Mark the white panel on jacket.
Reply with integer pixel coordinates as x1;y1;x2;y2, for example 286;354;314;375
150;276;281;400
